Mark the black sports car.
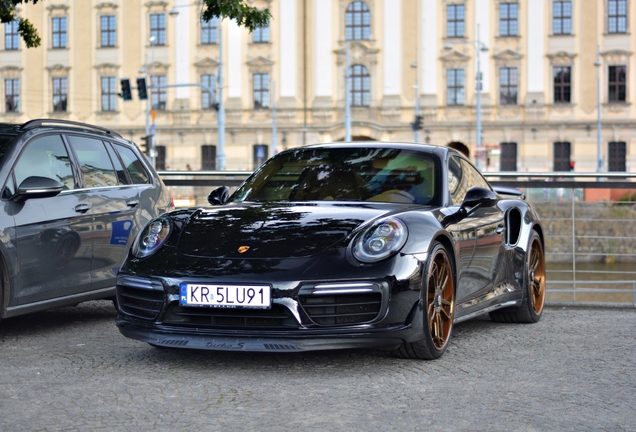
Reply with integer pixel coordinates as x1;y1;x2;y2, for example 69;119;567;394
116;143;546;360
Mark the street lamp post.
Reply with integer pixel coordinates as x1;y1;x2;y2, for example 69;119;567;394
444;25;488;170
595;45;602;174
169;5;225;170
142;36;156;167
411;60;420;143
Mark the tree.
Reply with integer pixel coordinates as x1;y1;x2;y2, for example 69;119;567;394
202;0;272;32
0;1;41;48
0;0;271;49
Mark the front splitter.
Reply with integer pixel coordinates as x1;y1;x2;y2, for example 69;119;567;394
117;321;413;353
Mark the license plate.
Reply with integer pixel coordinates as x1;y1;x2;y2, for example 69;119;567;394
180;283;271;309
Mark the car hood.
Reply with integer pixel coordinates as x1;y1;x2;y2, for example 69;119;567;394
175;202;406;259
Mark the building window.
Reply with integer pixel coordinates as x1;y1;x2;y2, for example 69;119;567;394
201;17;218;44
201;74;216;110
554;66;571;103
151;75;166;110
5;21;19;50
608;0;627;33
253;145;269;169
253;73;270;109
348;64;371;107
150;13;166;45
345;1;371;40
100;15;116;47
554;141;571;171
608;141;626;172
447;4;465;38
5;79;19;112
52;77;68;112
101;77;117;112
155;145;166;171
553;1;572;35
608;66;626;102
499;3;518;36
500;67;518;105
52;17;67;49
201;145;216;170
253;24;270;43
500;142;517;171
447;69;465;106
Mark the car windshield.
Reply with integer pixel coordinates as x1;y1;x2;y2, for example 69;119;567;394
232;147;439;205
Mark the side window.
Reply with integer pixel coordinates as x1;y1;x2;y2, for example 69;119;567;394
114;144;150;184
14;134;75;190
460;159;491;190
67;135;118;188
104;141;130;184
448;156;463;205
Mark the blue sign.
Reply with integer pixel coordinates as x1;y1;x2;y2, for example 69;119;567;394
110;220;134;245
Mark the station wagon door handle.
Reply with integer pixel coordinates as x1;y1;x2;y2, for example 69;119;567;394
74;203;90;213
126;199;139;207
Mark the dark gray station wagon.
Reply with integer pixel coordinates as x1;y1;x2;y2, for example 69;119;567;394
0;119;172;322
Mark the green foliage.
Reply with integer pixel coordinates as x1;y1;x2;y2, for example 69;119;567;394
0;0;271;49
0;1;42;47
201;0;271;32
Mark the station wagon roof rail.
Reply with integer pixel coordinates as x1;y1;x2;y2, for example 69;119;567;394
20;119;123;139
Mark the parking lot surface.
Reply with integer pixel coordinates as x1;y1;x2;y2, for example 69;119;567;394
1;301;635;432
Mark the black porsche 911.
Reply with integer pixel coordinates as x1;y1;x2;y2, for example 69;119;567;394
116;143;546;360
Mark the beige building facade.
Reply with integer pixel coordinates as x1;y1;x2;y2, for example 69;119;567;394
1;0;635;174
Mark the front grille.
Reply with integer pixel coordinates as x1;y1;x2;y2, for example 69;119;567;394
298;293;382;326
163;303;299;329
117;276;164;320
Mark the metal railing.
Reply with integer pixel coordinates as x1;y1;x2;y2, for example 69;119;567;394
158;170;636;307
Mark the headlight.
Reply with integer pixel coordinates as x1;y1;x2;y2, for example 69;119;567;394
352;217;408;263
132;217;171;258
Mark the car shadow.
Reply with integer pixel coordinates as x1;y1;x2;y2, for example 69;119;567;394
0;299;118;337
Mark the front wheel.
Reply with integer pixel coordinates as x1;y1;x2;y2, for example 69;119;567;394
393;242;455;360
490;229;546;323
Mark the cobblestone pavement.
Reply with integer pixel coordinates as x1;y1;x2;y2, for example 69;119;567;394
1;301;635;432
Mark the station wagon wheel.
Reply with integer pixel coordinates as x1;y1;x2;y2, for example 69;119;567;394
393;242;455;360
489;230;545;324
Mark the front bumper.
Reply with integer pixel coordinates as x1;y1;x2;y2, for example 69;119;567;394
116;316;423;352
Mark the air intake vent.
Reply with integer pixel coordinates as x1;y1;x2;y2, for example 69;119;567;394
117;277;164;320
298;293;382;326
163;303;299;329
264;344;299;351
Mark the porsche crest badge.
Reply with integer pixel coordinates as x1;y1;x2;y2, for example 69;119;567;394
238;246;250;253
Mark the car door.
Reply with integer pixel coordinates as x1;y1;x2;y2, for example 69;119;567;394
8;134;93;305
66;135;139;291
448;156;504;303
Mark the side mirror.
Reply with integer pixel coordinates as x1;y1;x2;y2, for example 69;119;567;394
208;186;229;205
11;176;64;202
460;187;497;212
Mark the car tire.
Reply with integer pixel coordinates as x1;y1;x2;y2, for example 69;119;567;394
489;230;546;324
393;242;455;360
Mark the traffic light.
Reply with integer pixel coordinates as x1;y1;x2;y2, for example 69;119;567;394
411;115;423;131
569;161;575;171
119;79;132;100
140;135;153;155
137;78;148;100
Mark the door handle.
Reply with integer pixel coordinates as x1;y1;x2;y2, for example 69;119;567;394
126;199;139;207
74;203;90;213
496;225;505;234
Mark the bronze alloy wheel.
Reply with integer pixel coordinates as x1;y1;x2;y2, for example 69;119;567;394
426;248;455;351
528;235;546;315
